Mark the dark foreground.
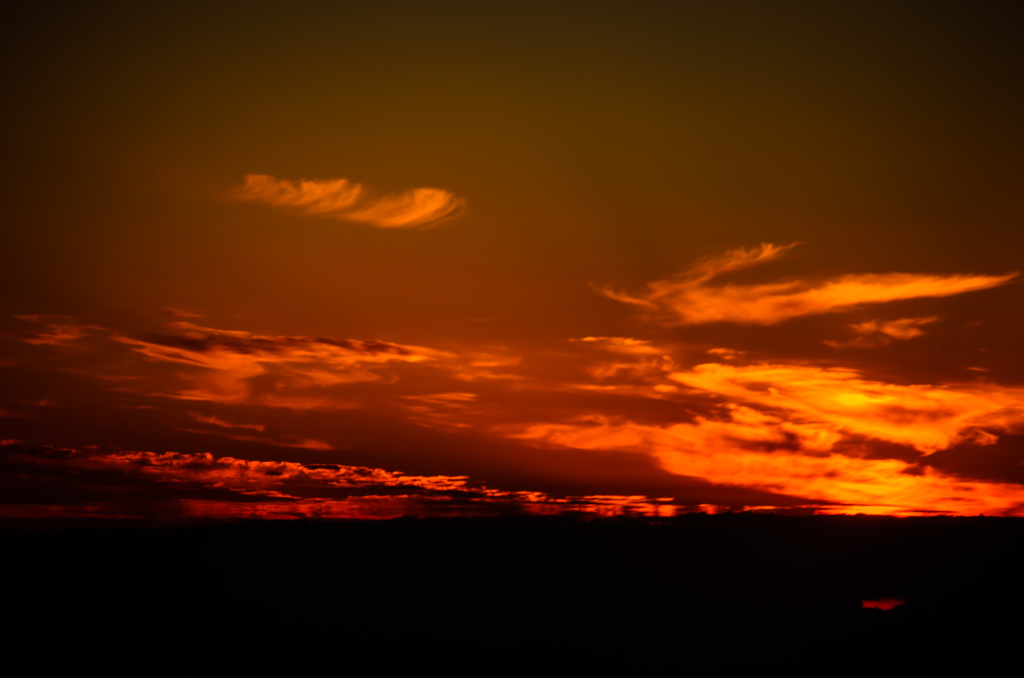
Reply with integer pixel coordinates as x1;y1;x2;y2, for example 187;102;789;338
5;514;1023;669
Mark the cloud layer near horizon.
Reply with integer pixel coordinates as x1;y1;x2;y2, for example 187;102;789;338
0;443;689;520
229;174;466;228
598;244;1017;325
5;239;1024;518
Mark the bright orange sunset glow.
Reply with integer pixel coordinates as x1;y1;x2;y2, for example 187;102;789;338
3;1;1024;523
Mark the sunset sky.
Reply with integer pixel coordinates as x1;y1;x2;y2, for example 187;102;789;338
3;1;1024;519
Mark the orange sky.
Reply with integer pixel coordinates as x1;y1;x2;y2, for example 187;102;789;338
3;1;1024;519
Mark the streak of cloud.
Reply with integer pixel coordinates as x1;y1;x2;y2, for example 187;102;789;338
11;315;101;346
573;337;664;355
158;308;204;318
0;443;698;520
187;412;265;431
572;337;675;382
181;412;338;450
175;428;333;450
10;316;524;417
825;316;938;348
597;244;1017;325
400;392;480;431
229;174;466;228
344;187;466;227
854;317;938;341
115;321;447;406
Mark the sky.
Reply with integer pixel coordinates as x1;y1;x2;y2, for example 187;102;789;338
3;0;1024;519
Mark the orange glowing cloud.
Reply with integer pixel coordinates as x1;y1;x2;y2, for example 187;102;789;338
825;316;938;348
670;362;1024;453
12;316;522;416
12;309;1024;517
598;244;1017;325
574;337;665;355
508;406;1024;515
853;317;938;341
114;321;449;406
502;346;1024;514
229;174;466;228
572;337;676;382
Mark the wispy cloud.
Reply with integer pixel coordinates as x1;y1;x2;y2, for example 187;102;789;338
11;315;102;346
824;316;938;348
572;337;675;382
573;336;664;355
187;412;265;431
597;244;1017;325
176;426;333;451
400;392;480;431
115;321;448;406
11;316;523;416
229;174;466;228
852;316;938;341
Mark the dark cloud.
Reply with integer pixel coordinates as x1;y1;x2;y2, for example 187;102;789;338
0;442;746;521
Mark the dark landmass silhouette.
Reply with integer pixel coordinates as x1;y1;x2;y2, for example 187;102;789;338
5;514;1021;669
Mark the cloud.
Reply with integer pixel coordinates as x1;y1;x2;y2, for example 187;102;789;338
401;392;478;407
187;412;265;431
572;337;675;382
344;187;466;227
13;310;1024;517
669;362;1024;453
158;308;204;318
500;351;1024;514
11;315;101;346
573;337;664;355
508;406;1024;516
229;174;364;213
10;316;525;425
114;321;449;406
0;443;697;520
853;316;938;341
597;244;1017;325
825;316;938;348
400;393;479;431
707;348;747;360
176;427;334;450
229;174;466;228
180;412;337;451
